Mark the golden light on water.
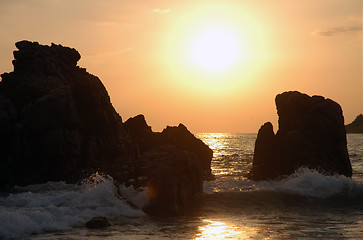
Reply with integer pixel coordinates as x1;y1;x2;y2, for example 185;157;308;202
195;220;259;240
197;133;230;176
198;133;229;157
197;133;256;179
197;133;234;176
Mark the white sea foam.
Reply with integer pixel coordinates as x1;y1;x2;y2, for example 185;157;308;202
0;173;145;240
256;168;362;198
118;184;149;209
204;168;363;198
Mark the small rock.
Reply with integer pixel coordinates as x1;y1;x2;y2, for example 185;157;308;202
86;217;111;229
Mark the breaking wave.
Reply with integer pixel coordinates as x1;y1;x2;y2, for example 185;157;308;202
204;168;363;199
0;173;146;240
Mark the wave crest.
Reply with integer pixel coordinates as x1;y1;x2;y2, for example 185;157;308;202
0;173;145;239
204;168;363;199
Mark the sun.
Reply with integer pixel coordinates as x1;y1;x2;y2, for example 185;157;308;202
190;27;240;72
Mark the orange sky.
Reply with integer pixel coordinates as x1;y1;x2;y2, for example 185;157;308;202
0;0;362;133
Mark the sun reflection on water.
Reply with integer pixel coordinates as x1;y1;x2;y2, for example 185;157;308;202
198;133;230;158
195;220;259;240
197;133;256;177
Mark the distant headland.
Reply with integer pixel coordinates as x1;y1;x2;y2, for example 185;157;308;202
345;114;363;133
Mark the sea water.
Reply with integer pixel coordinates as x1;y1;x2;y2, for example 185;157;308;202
1;133;362;239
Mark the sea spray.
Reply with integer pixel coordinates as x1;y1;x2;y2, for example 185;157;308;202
0;173;145;240
204;168;363;199
256;168;362;198
118;184;150;209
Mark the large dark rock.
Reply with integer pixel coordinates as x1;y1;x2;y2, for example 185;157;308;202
346;114;363;133
247;91;352;180
123;115;213;215
142;150;204;215
0;41;213;215
162;124;214;181
0;40;131;186
123;115;213;182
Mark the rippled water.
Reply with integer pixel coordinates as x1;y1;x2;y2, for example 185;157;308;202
1;133;363;239
197;133;256;177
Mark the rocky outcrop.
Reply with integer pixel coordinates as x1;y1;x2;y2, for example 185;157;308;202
346;114;363;133
162;124;214;181
247;91;352;180
0;40;133;186
123;115;213;215
0;41;213;215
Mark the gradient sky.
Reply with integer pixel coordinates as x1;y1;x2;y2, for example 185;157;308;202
0;0;362;133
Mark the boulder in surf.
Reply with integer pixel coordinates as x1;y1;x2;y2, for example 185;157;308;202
86;217;111;229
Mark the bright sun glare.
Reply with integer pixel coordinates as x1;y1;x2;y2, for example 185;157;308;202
190;27;240;72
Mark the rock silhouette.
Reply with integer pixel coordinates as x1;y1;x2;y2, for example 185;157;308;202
86;217;111;229
123;115;213;215
345;114;363;133
0;40;213;215
0;40;130;186
247;91;352;180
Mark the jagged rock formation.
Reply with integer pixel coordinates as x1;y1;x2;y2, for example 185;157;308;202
247;91;352;180
123;115;213;215
0;40;131;186
346;114;363;133
0;40;213;215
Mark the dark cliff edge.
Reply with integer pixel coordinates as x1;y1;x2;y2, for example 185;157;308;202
345;114;363;133
247;91;352;181
0;40;213;215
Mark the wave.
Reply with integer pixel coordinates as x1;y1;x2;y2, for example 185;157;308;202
199;168;363;217
204;168;363;199
0;173;145;240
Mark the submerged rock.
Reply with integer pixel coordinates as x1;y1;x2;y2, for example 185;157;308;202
86;217;111;229
247;91;352;180
345;114;363;133
0;40;213;216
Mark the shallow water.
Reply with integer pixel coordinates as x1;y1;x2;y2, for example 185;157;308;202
1;133;363;239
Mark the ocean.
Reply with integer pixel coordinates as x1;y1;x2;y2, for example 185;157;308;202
1;133;362;239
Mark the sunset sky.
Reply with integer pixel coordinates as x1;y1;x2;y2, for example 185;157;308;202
0;0;362;133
